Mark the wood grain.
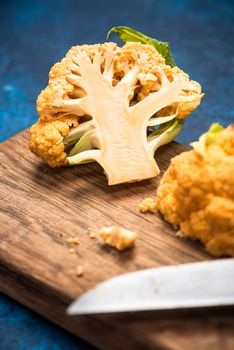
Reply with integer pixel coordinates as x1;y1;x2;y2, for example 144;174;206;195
0;130;233;350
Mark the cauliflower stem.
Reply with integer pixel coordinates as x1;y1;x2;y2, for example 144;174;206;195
63;55;190;184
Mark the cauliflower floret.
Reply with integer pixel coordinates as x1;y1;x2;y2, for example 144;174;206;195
29;36;203;184
99;226;137;251
156;68;202;120
156;125;234;257
29;116;78;167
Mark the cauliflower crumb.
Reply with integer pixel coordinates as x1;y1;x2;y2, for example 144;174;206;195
156;125;234;257
69;248;76;253
76;265;84;277
99;226;137;251
139;197;157;213
66;237;80;245
89;231;96;239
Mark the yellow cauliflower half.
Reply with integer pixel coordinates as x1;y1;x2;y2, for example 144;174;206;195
29;27;203;185
156;124;234;257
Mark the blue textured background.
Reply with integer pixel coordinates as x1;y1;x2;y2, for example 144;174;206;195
0;0;233;349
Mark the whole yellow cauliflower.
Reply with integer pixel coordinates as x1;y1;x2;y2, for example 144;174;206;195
156;124;234;257
29;27;203;185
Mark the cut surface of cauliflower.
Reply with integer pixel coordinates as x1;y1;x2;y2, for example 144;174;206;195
156;125;234;257
29;38;203;185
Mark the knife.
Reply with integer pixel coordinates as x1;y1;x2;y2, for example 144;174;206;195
67;259;234;316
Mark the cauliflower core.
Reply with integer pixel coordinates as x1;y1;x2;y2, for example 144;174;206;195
29;41;202;184
156;125;234;257
99;226;137;251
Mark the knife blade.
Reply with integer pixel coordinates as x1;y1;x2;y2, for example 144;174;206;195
67;259;234;316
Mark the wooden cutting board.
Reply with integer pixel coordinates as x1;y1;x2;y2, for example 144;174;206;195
0;130;233;350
